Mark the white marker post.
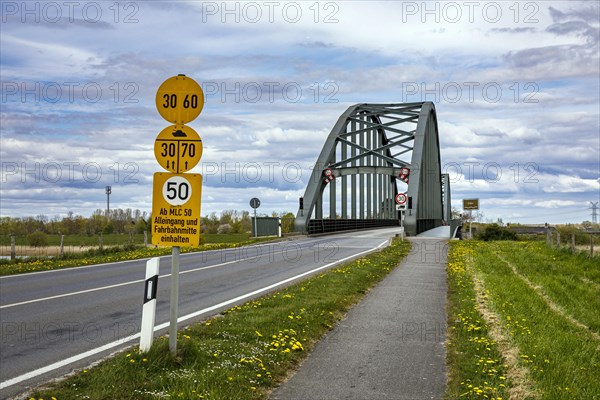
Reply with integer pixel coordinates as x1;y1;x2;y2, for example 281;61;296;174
140;257;160;353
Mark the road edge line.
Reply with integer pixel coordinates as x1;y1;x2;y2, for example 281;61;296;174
0;239;388;390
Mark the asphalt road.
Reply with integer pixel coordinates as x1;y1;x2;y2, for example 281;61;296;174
0;228;398;399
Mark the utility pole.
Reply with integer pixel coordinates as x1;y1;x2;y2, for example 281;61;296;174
590;202;599;224
105;186;112;218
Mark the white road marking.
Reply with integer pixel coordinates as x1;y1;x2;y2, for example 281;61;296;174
0;238;355;309
0;241;290;280
1;247;285;309
0;240;388;390
0;279;146;309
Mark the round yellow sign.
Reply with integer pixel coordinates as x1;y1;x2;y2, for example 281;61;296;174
154;125;203;173
155;75;204;124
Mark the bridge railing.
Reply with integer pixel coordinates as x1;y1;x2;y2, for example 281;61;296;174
307;219;399;235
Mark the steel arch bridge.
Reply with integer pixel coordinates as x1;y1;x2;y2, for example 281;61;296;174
295;102;451;236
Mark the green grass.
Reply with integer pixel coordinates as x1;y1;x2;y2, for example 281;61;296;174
446;241;600;399
30;239;411;400
445;241;510;399
491;241;600;333
0;233;257;247
0;234;275;276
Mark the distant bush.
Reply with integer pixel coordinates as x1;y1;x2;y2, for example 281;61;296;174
102;222;114;234
478;224;518;241
28;231;48;247
217;224;232;234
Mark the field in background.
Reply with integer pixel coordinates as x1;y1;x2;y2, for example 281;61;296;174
0;233;256;257
0;233;274;276
446;240;600;399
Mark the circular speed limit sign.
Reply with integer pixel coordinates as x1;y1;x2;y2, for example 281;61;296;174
156;75;205;125
395;193;407;205
162;175;192;206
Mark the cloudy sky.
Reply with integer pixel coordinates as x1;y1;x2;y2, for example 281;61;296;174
1;0;599;224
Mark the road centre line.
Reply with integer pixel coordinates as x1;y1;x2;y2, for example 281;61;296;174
0;240;388;390
0;243;306;309
0;241;285;280
0;238;352;309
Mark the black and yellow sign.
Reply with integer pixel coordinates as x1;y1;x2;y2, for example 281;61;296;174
152;172;202;247
156;75;204;125
463;198;479;210
154;125;202;173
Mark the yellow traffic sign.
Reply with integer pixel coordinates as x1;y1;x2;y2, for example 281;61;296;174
156;75;204;124
154;125;203;173
463;198;479;210
152;172;202;247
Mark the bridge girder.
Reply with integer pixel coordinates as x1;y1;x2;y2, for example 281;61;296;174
295;102;446;236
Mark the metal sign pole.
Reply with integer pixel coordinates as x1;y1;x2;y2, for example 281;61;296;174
400;211;404;240
249;197;260;237
169;246;180;355
253;208;257;237
469;210;473;239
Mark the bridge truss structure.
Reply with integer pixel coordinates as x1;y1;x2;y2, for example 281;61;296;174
295;102;451;236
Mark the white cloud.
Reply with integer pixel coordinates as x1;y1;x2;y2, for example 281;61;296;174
0;1;598;224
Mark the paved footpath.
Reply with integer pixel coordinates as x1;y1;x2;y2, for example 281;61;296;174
270;238;448;400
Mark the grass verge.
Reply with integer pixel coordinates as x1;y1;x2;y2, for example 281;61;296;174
445;241;511;399
446;241;600;399
1;233;259;247
29;239;411;400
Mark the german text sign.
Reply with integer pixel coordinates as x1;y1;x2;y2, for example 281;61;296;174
152;172;202;247
154;125;203;173
155;75;204;125
463;198;479;210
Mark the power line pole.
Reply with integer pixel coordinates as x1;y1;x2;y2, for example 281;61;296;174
590;202;599;224
105;186;112;218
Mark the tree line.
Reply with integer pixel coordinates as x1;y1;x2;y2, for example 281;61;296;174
0;209;297;237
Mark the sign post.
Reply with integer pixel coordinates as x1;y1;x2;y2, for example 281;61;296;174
151;74;204;356
395;193;407;239
169;246;180;355
463;199;479;239
250;197;261;237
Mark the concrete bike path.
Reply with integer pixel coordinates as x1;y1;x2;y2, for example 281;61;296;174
270;238;448;400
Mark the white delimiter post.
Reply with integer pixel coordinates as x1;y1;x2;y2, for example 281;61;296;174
169;246;180;355
140;257;160;353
